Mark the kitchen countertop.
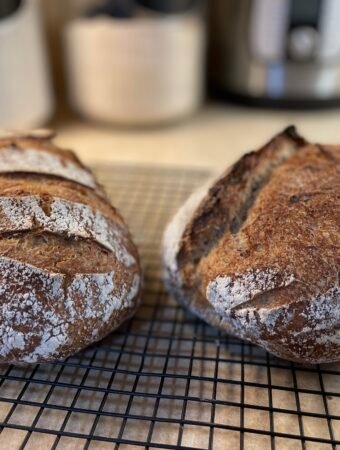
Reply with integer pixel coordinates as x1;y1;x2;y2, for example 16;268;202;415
55;102;340;170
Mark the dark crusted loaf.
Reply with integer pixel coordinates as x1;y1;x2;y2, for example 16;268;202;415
0;130;141;363
163;127;339;364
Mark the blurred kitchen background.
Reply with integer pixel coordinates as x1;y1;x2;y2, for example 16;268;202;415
2;0;340;169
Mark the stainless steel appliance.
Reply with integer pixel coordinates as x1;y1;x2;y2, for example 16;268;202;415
209;0;340;107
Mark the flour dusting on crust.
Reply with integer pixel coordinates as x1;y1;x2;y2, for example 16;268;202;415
207;268;295;317
207;270;339;347
232;285;340;363
0;257;140;362
0;196;135;267
0;147;96;188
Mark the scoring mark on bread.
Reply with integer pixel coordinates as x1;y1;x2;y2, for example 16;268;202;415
175;133;305;287
0;147;96;188
232;284;340;363
0;257;140;362
207;271;339;363
0;196;135;267
163;134;305;302
206;268;295;318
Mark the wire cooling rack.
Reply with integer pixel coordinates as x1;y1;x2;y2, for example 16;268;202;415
0;165;339;450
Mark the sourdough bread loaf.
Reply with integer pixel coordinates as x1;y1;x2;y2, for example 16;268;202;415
163;127;339;364
0;130;141;363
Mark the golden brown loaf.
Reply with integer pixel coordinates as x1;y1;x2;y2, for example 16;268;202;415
0;130;141;363
163;127;339;364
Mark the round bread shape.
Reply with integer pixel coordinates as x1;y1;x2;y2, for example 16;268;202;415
163;127;340;364
0;131;141;363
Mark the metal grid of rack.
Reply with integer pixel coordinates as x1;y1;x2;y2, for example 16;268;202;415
0;165;339;450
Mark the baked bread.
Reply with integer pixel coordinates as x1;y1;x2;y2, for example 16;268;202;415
163;127;339;364
0;130;141;363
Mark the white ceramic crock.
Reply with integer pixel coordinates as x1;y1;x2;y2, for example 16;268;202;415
64;11;205;125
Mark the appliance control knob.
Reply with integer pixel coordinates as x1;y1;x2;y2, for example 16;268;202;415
288;26;318;61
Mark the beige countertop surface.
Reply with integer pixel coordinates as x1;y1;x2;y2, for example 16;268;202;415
55;103;340;170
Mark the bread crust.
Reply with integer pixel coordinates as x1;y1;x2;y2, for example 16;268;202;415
0;133;99;189
163;127;340;364
0;131;141;363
